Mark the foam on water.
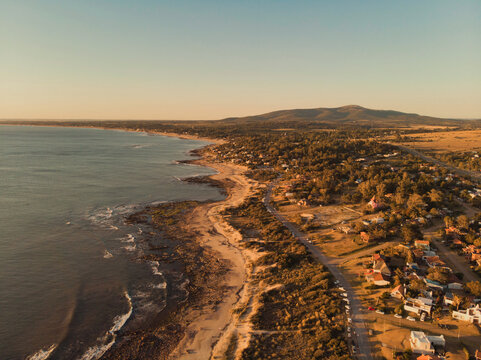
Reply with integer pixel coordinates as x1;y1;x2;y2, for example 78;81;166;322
150;261;163;276
78;291;132;360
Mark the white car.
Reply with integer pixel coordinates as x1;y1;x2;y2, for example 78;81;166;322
341;292;348;297
348;318;352;323
407;316;416;322
375;310;385;315
338;287;345;291
345;305;350;310
394;314;402;319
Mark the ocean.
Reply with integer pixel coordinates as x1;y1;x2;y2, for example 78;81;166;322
0;125;223;360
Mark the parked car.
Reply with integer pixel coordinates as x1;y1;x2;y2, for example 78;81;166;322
375;310;385;315
394;314;402;319
407;316;416;322
368;307;375;311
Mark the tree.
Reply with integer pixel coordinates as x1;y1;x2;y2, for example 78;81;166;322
457;215;469;230
428;188;443;204
465;281;481;298
444;216;454;228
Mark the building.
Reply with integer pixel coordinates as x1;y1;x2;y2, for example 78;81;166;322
360;231;374;243
410;331;445;355
368;196;383;210
424;256;446;268
373;259;392;277
415;240;430;251
452;305;481;324
404;297;432;316
391;284;405;299
365;270;390;286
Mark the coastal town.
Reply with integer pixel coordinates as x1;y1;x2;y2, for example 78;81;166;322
206;128;481;360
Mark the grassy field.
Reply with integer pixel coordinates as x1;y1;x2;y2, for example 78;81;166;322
398;129;481;153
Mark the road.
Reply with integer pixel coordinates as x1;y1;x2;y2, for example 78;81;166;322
394;144;481;184
263;183;373;360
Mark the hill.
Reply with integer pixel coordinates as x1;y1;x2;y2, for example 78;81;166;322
221;105;474;128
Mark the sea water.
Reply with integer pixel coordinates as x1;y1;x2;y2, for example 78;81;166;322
0;125;223;360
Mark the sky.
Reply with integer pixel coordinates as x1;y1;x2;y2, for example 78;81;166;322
0;1;480;120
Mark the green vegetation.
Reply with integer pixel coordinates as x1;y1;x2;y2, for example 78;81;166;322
224;195;351;360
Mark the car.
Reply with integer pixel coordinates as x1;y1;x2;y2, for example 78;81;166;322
348;318;352;323
368;307;375;311
345;305;350;310
338;286;345;291
375;310;385;315
334;280;340;285
341;293;348;297
407;316;416;322
394;314;402;319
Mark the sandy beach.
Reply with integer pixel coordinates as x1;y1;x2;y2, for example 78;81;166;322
167;151;258;359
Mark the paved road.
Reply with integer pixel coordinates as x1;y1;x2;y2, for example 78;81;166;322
394;144;481;184
263;183;373;360
429;236;479;283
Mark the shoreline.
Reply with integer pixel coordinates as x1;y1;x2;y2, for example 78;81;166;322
9;123;254;359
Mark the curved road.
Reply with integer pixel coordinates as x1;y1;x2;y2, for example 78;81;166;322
263;183;373;360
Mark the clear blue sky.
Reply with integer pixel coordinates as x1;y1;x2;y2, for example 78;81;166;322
1;0;480;119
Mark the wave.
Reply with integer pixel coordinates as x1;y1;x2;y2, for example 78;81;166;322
26;344;57;360
78;291;132;360
122;244;136;252
121;234;135;243
151;282;167;289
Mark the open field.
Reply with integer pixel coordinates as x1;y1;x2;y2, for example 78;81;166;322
397;129;481;153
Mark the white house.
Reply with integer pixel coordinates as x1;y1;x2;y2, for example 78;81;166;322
452;305;481;324
410;331;445;355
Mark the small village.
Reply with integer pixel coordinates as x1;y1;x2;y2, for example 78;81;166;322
213;137;481;359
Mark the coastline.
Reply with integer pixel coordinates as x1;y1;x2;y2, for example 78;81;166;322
101;135;256;359
6;123;254;359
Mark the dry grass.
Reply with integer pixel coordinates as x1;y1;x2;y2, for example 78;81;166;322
397;130;481;153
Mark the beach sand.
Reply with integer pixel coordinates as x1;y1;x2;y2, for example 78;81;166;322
168;153;257;360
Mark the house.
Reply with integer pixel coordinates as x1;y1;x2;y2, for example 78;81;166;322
415;240;430;251
410;331;445;355
368;196;383;210
452;305;481;323
424;256;446;268
444;292;455;306
366;270;390;286
391;284;405;299
424;278;446;291
360;232;374;243
410;331;434;354
404;297;432;316
413;248;425;259
373;259;392;277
